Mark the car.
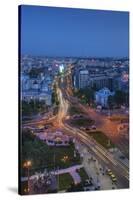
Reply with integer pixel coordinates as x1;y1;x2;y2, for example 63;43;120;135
73;115;78;119
44;125;48;129
106;169;113;176
119;155;125;160
91;125;96;130
111;174;116;179
112;177;117;182
94;186;100;190
84;179;93;187
80;127;86;130
86;127;90;131
106;169;111;172
108;171;113;176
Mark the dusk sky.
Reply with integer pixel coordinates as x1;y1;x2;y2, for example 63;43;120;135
20;5;129;57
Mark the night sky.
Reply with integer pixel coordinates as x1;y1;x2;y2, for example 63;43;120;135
20;5;129;57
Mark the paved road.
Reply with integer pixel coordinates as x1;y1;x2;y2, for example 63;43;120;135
64;89;129;157
63;123;129;189
57;86;129;189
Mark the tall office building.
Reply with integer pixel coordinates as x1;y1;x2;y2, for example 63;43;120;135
79;70;89;89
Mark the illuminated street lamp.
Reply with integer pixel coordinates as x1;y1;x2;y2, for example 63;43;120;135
61;155;69;163
23;160;32;194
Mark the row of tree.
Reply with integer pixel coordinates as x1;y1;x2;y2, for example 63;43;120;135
51;84;59;106
28;67;44;78
74;87;94;105
108;90;129;109
22;99;48;116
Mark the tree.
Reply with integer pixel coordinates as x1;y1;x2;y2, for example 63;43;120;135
125;92;129;106
108;95;114;109
52;92;55;104
83;87;95;105
28;67;44;78
114;90;126;106
22;99;47;116
74;87;95;105
91;83;98;91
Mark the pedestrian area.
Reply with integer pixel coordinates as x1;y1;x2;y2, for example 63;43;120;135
75;141;117;190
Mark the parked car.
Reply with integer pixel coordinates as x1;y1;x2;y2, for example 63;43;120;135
91;125;96;130
106;169;113;176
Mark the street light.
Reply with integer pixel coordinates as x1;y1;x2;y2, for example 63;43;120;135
27;161;32;167
23;160;32;194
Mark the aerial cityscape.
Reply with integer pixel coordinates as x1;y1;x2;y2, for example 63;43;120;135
19;6;129;195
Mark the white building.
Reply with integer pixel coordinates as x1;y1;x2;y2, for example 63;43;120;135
22;90;52;106
95;87;114;107
21;74;31;91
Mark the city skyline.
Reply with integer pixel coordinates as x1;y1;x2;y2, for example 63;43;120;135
20;5;129;58
20;55;129;195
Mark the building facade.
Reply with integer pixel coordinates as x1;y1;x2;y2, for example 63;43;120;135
95;87;114;107
79;70;89;89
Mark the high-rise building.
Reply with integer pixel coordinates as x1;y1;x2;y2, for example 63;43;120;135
79;70;89;89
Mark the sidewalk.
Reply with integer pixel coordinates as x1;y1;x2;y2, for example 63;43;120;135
75;141;117;190
70;170;81;184
21;164;83;182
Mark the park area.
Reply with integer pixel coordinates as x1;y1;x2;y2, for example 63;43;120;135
21;129;81;176
57;167;89;191
70;118;94;127
57;173;74;191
